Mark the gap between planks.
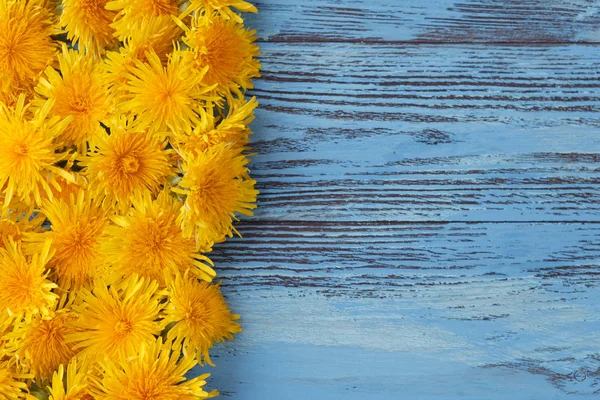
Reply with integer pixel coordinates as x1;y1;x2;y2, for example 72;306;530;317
257;39;600;46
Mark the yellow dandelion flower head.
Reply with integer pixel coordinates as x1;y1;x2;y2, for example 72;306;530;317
47;358;92;400
125;15;182;62
0;360;29;399
120;49;217;134
182;0;257;22
0;0;57;96
25;189;108;290
60;0;117;54
177;13;260;97
66;275;165;362
0;95;74;209
93;338;217;400
101;190;215;286
107;0;181;39
80;128;173;212
174;96;257;156
102;15;182;92
166;272;241;366
0;239;57;318
3;310;78;381
34;45;110;151
174;142;258;246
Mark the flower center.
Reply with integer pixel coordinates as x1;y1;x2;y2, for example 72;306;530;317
69;97;91;114
159;87;175;102
114;319;133;335
185;303;205;323
39;320;64;342
148;233;165;250
120;155;140;173
70;228;94;252
13;143;28;156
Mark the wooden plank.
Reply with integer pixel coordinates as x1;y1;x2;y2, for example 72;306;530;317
210;221;600;282
248;0;600;43
201;222;600;398
206;343;590;399
246;43;600;222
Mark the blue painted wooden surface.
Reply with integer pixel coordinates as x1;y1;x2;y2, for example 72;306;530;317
193;1;600;398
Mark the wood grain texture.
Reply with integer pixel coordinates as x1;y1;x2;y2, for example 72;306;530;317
250;43;600;222
191;2;600;399
253;0;600;43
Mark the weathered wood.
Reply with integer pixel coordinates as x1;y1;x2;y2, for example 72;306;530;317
253;43;600;123
211;221;600;283
193;1;600;398
251;0;600;43
245;43;600;222
204;223;600;398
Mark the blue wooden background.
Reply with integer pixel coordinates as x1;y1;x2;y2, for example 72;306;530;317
193;1;600;398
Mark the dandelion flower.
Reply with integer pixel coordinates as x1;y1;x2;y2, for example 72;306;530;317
47;359;92;400
4;310;78;381
0;239;57;318
166;272;241;366
177;14;260;96
80;130;173;212
126;16;181;62
66;275;165;362
35;46;110;151
93;338;217;399
60;0;116;54
102;15;181;92
26;190;107;289
174;143;258;246
0;360;29;399
0;95;74;209
173;96;257;156
107;0;181;39
0;0;57;98
101;190;215;286
181;0;257;22
119;50;216;134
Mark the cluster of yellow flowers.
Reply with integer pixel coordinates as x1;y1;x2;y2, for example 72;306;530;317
0;0;260;398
